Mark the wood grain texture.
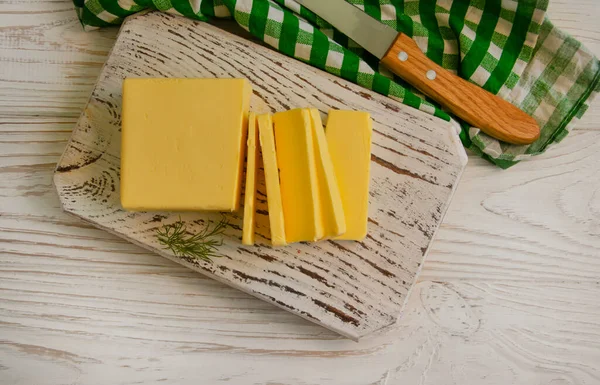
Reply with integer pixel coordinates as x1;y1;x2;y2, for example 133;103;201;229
381;33;540;145
52;11;466;340
1;1;599;384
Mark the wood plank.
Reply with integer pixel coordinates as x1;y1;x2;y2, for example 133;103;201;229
0;1;118;117
1;1;600;383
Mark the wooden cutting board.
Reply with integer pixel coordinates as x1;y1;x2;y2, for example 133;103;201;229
53;11;467;340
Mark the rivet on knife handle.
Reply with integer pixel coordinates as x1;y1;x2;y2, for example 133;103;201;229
381;33;540;145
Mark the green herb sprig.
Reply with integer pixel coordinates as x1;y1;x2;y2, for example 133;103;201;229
156;216;228;262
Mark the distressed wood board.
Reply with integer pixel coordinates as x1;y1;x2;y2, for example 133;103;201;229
53;11;467;340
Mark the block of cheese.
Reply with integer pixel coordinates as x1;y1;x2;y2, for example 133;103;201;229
273;109;323;243
257;114;287;246
325;110;372;240
120;78;251;211
242;112;258;245
308;109;346;238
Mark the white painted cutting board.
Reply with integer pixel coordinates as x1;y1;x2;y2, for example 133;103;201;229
53;11;467;340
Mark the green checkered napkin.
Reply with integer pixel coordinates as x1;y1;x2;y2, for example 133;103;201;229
73;0;600;168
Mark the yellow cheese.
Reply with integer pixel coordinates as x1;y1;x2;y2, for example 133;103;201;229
242;112;258;245
308;108;346;238
257;114;287;246
120;78;251;211
325;110;372;240
273;109;323;243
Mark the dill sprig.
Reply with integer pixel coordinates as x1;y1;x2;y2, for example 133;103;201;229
156;216;228;262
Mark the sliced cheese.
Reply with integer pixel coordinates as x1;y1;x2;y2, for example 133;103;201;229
325;110;372;240
308;108;346;238
120;78;251;211
273;109;323;243
257;114;287;246
242;112;258;245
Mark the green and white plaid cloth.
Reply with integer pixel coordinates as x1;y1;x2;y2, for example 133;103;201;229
73;0;600;168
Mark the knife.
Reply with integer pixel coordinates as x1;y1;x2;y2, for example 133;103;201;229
295;0;540;145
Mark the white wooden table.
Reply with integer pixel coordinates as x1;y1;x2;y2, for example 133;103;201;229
1;2;599;384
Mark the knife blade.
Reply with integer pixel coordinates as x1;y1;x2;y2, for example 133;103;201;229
295;0;540;145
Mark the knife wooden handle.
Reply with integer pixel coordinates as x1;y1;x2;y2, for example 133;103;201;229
381;33;540;145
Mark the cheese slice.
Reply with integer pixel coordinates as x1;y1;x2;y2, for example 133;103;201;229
120;78;251;211
242;112;258;245
308;109;346;238
257;114;287;246
325;110;372;240
273;109;323;243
